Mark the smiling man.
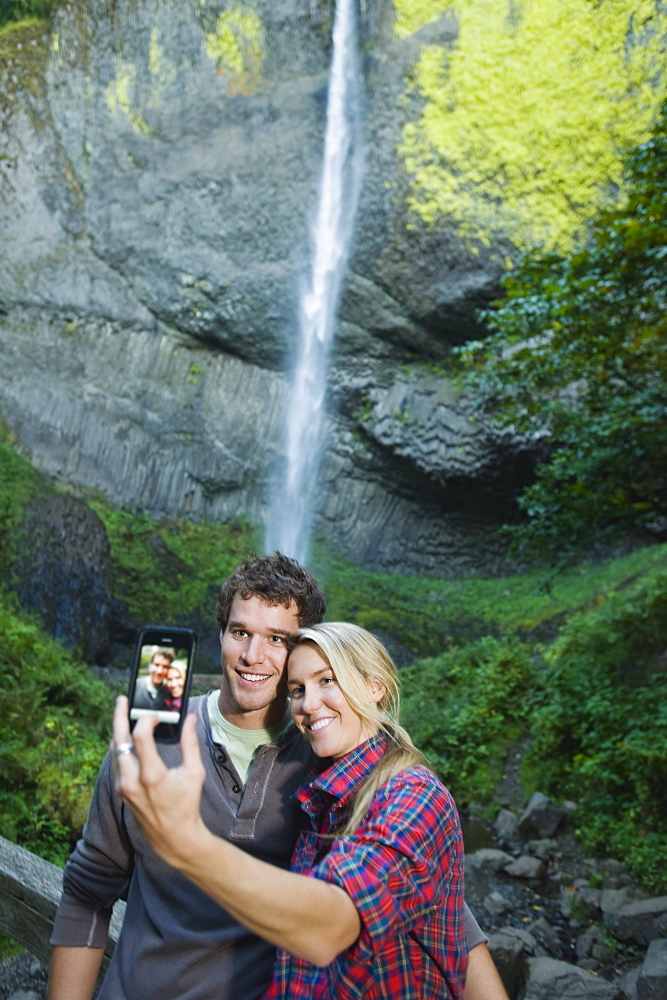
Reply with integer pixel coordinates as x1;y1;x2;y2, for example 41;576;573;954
47;553;508;1000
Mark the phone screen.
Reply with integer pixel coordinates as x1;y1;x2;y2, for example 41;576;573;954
128;626;197;742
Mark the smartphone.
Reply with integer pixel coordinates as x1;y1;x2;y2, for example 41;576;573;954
128;626;197;742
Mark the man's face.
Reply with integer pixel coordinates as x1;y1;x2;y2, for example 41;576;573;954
150;654;171;686
219;593;300;729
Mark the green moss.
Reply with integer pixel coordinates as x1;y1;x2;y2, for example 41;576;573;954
204;4;264;94
396;0;667;256
88;498;258;628
105;61;151;134
0;17;49;101
316;534;667;654
394;0;450;39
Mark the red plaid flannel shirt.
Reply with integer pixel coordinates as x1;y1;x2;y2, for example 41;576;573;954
264;735;467;1000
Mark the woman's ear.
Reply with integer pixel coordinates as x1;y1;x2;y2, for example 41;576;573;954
368;678;386;704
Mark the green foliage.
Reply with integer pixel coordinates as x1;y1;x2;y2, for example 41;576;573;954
0;440;43;575
458;101;667;561
88;498;257;628
524;568;667;893
0;0;55;28
0;591;110;864
315;535;667;652
400;636;535;802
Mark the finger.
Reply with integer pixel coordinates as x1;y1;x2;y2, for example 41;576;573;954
131;713;166;783
112;695;132;747
180;713;204;774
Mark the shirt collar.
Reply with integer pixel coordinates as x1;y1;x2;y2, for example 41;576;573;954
296;733;387;811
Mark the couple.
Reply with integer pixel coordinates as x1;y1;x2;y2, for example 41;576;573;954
48;553;509;1000
133;649;186;714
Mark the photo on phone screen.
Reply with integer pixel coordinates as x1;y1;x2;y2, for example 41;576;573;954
128;626;197;742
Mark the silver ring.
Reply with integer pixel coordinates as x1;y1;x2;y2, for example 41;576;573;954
114;741;135;757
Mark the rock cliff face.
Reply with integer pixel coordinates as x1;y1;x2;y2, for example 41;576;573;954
1;1;664;575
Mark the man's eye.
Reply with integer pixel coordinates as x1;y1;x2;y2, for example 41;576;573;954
233;629;248;638
269;635;285;644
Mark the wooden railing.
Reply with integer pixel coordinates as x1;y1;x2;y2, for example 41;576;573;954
0;835;124;972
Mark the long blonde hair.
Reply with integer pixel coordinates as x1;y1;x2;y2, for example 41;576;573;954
291;622;426;836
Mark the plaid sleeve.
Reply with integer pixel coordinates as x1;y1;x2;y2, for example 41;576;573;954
312;767;464;951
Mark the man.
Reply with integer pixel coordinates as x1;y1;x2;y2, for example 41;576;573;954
48;553;509;1000
132;648;173;710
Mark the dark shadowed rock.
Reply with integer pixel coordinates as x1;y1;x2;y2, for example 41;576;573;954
518;792;566;839
10;491;111;662
637;939;667;1000
487;927;531;998
603;896;667;946
523;957;623;999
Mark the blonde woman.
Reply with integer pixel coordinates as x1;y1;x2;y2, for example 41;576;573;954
113;622;467;1000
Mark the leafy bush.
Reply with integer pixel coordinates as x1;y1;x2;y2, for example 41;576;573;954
0;0;56;28
0;592;111;864
524;569;667;893
458;100;667;562
400;636;535;802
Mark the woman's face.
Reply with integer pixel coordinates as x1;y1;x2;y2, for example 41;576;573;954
167;667;184;698
287;644;379;760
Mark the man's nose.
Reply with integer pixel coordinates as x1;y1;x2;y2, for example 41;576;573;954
242;634;265;664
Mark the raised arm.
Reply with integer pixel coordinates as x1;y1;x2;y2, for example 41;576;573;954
113;699;360;967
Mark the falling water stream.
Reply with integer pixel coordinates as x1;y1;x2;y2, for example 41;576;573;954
265;0;364;565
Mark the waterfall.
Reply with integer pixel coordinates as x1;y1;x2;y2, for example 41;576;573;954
265;0;364;566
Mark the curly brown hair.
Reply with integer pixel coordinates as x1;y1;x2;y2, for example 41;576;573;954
215;552;326;631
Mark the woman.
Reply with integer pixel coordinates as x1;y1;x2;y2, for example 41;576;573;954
163;661;186;713
113;623;467;999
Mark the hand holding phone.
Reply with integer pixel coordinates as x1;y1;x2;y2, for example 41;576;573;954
128;626;197;742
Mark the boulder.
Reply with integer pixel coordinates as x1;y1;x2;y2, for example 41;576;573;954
604;896;667;946
528;916;563;958
576;925;612;965
466;848;515;872
518;792;566;839
494;807;519;845
523;957;623;999
637;938;667;1000
504;855;547;880
487;927;531;999
484;890;513;917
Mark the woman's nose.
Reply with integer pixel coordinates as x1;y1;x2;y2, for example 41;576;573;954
301;685;321;713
